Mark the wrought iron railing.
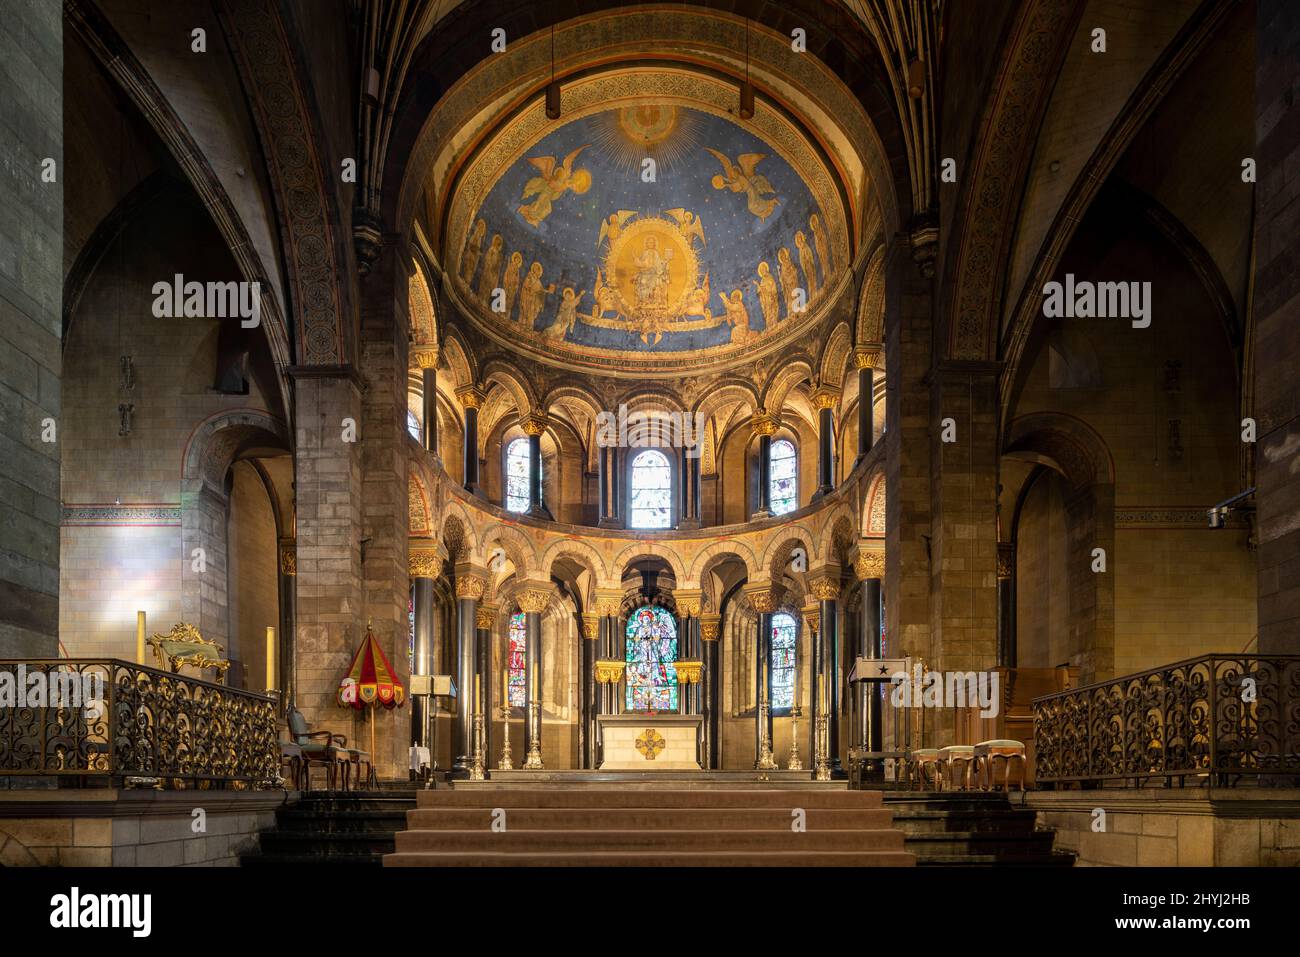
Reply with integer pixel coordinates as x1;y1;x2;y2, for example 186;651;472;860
1033;654;1300;787
0;659;278;788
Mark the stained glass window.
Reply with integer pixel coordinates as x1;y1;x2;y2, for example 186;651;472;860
505;437;530;513
508;611;527;708
407;409;423;443
771;612;797;711
624;605;678;711
629;449;672;529
770;438;797;515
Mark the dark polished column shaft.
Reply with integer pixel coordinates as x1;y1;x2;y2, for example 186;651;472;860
822;597;843;776
861;577;883;762
421;365;438;456
813;393;836;500
412;576;435;750
524;610;543;757
454;593;478;773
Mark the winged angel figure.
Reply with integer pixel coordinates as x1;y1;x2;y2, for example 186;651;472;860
518;146;591;227
703;149;780;221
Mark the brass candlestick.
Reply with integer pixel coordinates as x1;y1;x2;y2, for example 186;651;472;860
814;713;831;781
757;699;778;770
498;704;514;770
524;700;544;769
469;710;486;780
787;706;804;771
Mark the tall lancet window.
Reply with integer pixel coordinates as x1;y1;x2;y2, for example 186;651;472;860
770;438;798;515
508;611;527;707
505;437;530;513
629;448;672;529
625;605;678;711
770;612;797;711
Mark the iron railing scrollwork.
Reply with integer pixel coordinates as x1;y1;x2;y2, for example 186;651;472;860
1032;655;1300;787
0;659;278;788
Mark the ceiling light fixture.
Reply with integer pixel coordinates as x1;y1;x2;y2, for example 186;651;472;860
545;24;561;120
739;19;754;120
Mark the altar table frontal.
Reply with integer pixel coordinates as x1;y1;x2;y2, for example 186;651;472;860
597;714;702;770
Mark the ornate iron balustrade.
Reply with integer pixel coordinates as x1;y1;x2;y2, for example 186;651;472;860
0;659;278;788
1033;655;1300;788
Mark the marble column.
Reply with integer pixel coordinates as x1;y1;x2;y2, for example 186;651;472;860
581;611;600;769
455;385;486;497
598;446;620;528
409;542;441;758
475;603;497;774
811;388;837;500
996;542;1016;667
516;583;553;769
674;590;703;762
452;564;486;775
801;603;821;769
679;448;701;529
750;411;778;520
743;582;780;768
853;546;885;775
854;345;881;463
521;412;553;520
810;567;844;778
276;538;296;714
413;347;439;458
699;613;721;769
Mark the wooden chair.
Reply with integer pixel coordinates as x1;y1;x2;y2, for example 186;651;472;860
286;707;347;791
907;748;941;790
279;741;304;789
147;623;231;685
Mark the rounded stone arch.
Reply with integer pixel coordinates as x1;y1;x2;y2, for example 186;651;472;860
612;544;688;585
616;387;688;417
481;359;536;415
855;243;886;344
540;538;612;587
817;504;858;566
862;469;886;539
759;524;819;579
439;328;475;389
818;321;854;391
692;379;761;422
407;257;437;348
409;473;432;536
1003;411;1115;492
544;385;605;472
478;523;541;580
761;358;815;415
687;539;759;584
440;508;478;563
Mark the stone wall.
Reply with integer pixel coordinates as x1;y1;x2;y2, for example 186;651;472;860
0;0;61;657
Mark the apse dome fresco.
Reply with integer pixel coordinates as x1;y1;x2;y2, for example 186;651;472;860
449;96;850;373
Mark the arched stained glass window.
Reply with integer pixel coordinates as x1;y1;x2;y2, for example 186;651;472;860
505;437;530;513
771;612;797;711
625;605;678;711
407;409;423;443
629;449;672;529
770;439;798;515
508;611;527;707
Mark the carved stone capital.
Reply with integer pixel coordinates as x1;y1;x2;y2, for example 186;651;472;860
454;562;488;600
801;603;821;636
699;613;721;642
997;542;1016;580
853;546;885;581
807;567;842;602
409;544;443;579
581;613;600;640
743;581;782;614
593;588;624;618
411;347;439;370
810;388;839;411
455;384;486;411
475;604;499;630
675;660;703;685
594;659;627;685
674;589;703;619
854;344;883;370
278;540;296;576
519;413;548;437
515;583;554;615
749;411;779;438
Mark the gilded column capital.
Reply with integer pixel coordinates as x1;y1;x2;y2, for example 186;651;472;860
594;659;627;685
581;613;600;640
519;412;549;437
454;561;488;600
475;604;499;630
675;660;703;685
515;582;554;615
853;546;885;581
743;581;782;614
801;603;821;636
455;384;486;411
807;566;842;602
278;540;296;576
749;410;779;438
411;346;439;370
409;544;444;579
593;588;624;618
810;388;839;411
699;613;721;642
674;589;703;619
854;344;883;370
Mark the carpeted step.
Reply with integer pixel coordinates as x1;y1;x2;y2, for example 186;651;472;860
394;827;906;853
414;788;881;809
404;806;895;830
384;849;915;867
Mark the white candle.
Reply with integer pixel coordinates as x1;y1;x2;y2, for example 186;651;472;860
136;611;146;665
266;626;275;689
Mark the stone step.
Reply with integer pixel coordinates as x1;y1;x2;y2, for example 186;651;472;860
242;853;385;867
405;806;895;830
394;827;906;853
887;809;1040;832
384;849;915;867
276;809;411;833
257;831;396;856
416;788;881;809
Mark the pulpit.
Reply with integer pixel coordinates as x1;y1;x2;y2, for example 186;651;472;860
597;714;702;770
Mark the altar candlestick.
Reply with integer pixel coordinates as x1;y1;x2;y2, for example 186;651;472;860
136;611;146;665
266;626;275;689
